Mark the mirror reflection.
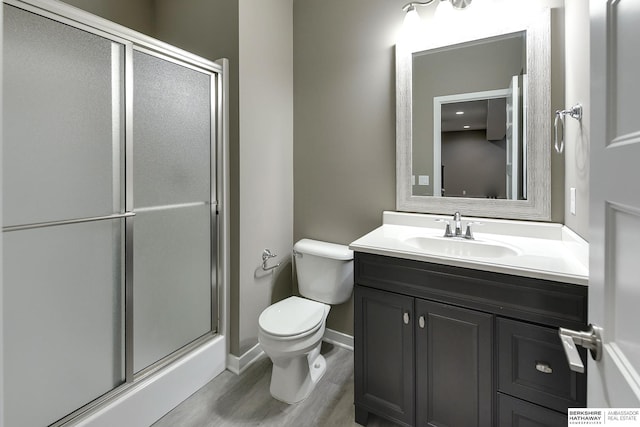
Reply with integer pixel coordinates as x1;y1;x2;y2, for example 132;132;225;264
411;31;526;200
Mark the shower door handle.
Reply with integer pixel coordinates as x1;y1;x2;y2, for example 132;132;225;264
3;211;136;232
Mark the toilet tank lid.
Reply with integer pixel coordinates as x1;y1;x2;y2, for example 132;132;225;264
294;238;353;260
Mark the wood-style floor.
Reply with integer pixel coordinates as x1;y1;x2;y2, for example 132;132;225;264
153;342;399;427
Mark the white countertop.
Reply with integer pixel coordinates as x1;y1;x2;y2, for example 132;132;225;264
349;212;589;286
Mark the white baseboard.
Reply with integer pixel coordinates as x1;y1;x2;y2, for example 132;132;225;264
76;336;226;427
226;342;265;375
323;328;354;351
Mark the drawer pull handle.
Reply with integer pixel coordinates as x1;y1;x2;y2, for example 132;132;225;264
419;316;425;329
403;312;410;325
535;362;553;374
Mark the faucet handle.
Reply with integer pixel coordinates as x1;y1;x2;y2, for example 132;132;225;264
435;219;453;237
464;221;482;240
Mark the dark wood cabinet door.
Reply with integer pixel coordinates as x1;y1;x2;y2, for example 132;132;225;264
415;299;493;427
355;286;415;426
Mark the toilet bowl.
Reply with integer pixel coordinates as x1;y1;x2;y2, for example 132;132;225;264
258;296;330;403
258;239;354;404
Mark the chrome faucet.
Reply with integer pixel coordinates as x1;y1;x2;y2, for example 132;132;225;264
436;212;480;240
453;211;463;237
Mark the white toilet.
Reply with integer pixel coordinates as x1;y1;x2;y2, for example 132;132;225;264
258;238;354;404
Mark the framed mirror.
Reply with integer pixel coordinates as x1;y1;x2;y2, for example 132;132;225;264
396;9;551;220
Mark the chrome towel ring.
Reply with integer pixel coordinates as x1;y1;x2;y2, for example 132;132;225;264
554;104;583;153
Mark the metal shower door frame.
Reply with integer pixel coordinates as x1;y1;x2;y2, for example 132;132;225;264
3;0;227;424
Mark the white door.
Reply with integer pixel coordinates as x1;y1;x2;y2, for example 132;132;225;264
588;0;640;407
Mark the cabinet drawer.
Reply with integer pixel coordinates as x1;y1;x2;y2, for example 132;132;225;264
355;253;588;330
498;393;567;427
497;318;586;412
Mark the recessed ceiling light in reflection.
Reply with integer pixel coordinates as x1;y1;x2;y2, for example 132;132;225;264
456;111;464;115
463;125;470;129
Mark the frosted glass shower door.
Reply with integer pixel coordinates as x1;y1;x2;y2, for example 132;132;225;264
132;50;215;372
3;221;125;427
2;4;126;426
3;5;124;226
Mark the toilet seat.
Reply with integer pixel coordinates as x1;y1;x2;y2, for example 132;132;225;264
259;296;325;337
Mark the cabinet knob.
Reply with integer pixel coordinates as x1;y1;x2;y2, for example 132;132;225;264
419;316;425;329
535;361;553;374
403;312;410;325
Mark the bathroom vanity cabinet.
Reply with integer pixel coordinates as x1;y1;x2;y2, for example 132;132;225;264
354;252;588;427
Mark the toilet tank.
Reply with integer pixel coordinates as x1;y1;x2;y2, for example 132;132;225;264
294;239;354;305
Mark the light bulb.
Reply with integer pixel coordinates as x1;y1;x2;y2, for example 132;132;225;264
403;7;421;32
400;6;422;46
434;0;455;21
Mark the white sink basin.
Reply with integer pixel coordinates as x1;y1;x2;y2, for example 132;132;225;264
403;236;520;259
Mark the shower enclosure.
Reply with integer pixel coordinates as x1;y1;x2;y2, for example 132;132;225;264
2;1;226;425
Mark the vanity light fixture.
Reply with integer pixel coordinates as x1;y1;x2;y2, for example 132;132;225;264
402;0;435;18
401;0;472;40
402;3;424;30
463;125;470;129
402;0;473;17
456;111;465;115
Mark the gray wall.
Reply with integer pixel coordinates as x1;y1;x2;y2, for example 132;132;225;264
236;0;293;355
293;0;571;336
293;0;400;334
441;131;507;198
563;0;590;239
59;0;155;35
